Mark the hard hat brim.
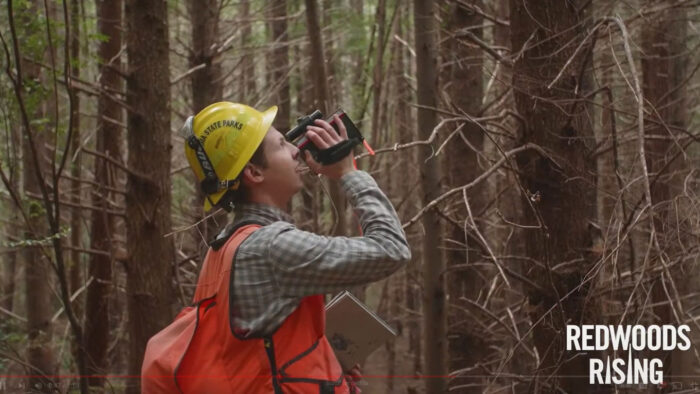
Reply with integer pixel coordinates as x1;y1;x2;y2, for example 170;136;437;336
203;105;278;211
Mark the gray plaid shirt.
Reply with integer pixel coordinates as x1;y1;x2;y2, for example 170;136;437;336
219;170;411;336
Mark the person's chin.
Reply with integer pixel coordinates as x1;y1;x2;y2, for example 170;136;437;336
293;177;304;193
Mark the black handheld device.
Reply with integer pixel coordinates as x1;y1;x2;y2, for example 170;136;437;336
285;109;365;165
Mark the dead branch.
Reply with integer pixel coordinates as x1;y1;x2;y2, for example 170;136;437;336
403;143;550;229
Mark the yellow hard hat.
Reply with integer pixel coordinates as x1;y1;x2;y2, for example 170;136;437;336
183;102;277;211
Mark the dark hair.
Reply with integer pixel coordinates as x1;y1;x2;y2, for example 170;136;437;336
219;141;267;209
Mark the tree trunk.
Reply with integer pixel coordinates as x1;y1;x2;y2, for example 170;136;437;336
2;115;20;313
188;0;224;244
370;0;386;150
642;3;689;382
389;4;422;379
22;70;56;394
303;0;346;236
85;0;123;388
440;1;486;390
1;233;18;314
268;0;290;132
389;3;422;381
23;140;56;392
68;0;83;313
413;0;447;392
510;0;597;392
17;1;56;389
322;0;339;99
349;0;364;110
188;0;222;114
241;0;256;100
67;0;86;383
124;0;175;391
293;34;319;232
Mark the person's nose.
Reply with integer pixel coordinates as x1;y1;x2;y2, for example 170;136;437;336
290;143;300;161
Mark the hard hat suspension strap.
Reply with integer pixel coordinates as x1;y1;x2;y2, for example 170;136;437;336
187;135;240;195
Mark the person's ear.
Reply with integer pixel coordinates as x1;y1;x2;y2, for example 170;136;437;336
240;163;264;186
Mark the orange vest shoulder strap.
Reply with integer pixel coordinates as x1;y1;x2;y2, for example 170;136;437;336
192;224;261;303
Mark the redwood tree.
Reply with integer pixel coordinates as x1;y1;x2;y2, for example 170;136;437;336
510;0;597;391
188;0;224;243
124;0;175;391
414;0;447;392
17;0;56;389
642;2;689;380
85;0;123;388
440;1;487;390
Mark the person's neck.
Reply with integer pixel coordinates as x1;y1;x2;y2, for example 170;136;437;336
246;192;289;212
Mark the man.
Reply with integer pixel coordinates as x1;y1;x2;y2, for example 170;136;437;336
142;102;410;393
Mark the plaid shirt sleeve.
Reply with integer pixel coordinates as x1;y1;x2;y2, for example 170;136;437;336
264;170;411;296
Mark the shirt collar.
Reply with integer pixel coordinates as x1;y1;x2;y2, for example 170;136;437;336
232;202;294;226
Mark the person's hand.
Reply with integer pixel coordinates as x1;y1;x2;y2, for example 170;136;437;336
344;363;362;393
303;115;355;180
346;363;362;382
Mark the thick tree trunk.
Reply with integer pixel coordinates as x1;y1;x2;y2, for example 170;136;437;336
124;0;175;391
413;0;447;392
85;0;123;388
510;0;597;392
440;1;486;390
642;4;689;382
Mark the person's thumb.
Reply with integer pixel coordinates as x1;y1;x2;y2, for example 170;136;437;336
304;150;321;174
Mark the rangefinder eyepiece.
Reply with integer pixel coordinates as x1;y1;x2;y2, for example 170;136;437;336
285;110;323;142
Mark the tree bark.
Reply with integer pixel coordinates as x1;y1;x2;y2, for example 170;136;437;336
349;0;364;110
85;0;123;388
17;1;56;389
124;0;175;391
188;0;224;244
303;0;346;236
241;0;256;99
22;84;56;394
268;0;290;132
188;0;222;114
68;0;83;312
642;3;689;382
413;0;447;392
293;33;319;232
389;3;422;380
440;1;486;390
370;0;387;149
2;116;20;313
509;0;597;392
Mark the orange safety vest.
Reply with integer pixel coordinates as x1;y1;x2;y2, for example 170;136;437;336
141;224;350;393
